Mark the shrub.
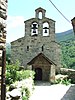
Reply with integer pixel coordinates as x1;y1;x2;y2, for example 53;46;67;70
22;96;28;100
55;78;71;85
6;72;13;84
6;60;35;85
6;60;21;85
16;70;35;81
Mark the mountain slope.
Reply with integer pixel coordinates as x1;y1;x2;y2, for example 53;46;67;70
55;29;74;42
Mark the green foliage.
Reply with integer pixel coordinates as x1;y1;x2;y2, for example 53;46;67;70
16;70;35;81
22;96;28;100
6;43;11;63
6;60;21;84
60;38;75;69
55;78;71;85
6;60;35;85
56;29;74;42
25;88;30;99
21;87;31;100
6;71;13;84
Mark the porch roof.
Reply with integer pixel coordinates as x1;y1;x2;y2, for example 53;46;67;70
27;53;56;66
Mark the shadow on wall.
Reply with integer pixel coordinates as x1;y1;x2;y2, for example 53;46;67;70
61;84;75;100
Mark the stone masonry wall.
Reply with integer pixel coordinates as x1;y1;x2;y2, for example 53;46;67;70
0;0;7;99
11;8;61;72
11;35;61;71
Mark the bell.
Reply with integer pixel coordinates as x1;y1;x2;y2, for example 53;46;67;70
32;24;37;29
44;29;47;33
32;24;37;33
33;29;36;33
43;27;48;33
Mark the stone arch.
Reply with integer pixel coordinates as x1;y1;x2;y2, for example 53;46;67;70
31;22;38;36
43;22;49;36
39;11;42;19
35;7;46;18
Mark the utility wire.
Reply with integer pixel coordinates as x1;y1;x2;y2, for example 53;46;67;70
48;0;71;23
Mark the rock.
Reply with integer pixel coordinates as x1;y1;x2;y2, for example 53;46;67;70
9;89;21;100
0;0;7;11
19;66;25;71
0;37;6;43
0;17;6;27
0;0;7;19
0;9;7;19
60;68;75;83
0;43;5;48
9;84;16;91
55;74;68;80
6;92;11;99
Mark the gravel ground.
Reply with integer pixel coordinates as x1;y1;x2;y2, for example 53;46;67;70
29;82;75;100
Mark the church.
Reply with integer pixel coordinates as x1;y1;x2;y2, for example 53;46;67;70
11;7;61;82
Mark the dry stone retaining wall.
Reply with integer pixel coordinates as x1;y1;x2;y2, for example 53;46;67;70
0;0;7;99
60;68;75;83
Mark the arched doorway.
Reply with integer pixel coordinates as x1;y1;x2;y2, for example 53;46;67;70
35;68;42;80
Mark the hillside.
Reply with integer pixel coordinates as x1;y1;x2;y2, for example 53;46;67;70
55;29;74;42
6;43;11;61
55;29;75;69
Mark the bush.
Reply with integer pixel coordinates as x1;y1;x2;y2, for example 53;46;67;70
21;87;30;100
6;60;35;100
16;70;35;81
55;78;71;85
6;72;13;84
6;63;19;84
22;96;28;100
6;60;21;85
6;60;35;85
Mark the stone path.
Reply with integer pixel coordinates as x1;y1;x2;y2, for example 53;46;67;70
29;81;75;100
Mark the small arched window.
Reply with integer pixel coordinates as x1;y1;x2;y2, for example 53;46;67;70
42;46;44;51
27;46;29;51
43;22;49;36
31;22;38;36
39;11;42;19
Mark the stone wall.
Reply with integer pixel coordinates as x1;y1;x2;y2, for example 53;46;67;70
0;0;7;47
11;36;61;70
60;68;75;83
0;0;7;99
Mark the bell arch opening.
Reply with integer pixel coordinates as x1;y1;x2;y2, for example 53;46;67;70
43;22;49;36
39;11;42;19
31;22;38;36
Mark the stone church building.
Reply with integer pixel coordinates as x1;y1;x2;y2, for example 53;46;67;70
11;7;61;82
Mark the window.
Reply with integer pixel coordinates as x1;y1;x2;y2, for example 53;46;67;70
42;46;44;51
27;46;29;51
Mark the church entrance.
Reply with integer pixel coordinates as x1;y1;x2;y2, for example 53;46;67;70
35;68;42;80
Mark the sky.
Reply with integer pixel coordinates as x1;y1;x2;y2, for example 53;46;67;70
6;0;75;43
